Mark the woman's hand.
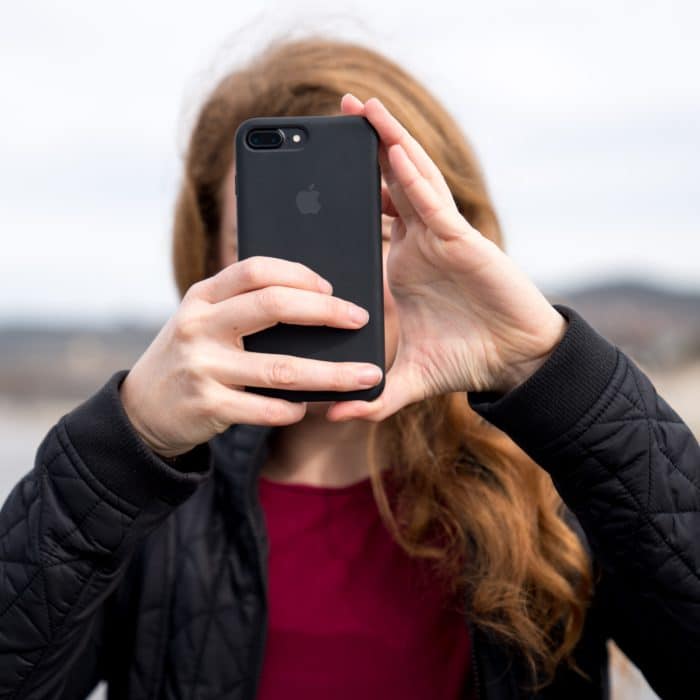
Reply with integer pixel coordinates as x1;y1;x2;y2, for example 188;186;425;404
326;94;567;423
119;257;384;457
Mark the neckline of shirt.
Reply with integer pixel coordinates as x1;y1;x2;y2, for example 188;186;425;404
258;472;374;496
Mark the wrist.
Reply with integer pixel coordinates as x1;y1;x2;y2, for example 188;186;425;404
497;308;568;393
119;372;181;460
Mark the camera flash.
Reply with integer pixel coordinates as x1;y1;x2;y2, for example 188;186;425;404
292;134;301;143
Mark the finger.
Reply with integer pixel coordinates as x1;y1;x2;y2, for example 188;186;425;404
210;345;384;393
340;92;365;114
207;382;308;425
363;97;453;201
188;256;334;305
378;141;419;225
341;93;413;224
325;363;421;423
342;93;405;221
208;285;370;337
387;142;461;236
381;180;400;218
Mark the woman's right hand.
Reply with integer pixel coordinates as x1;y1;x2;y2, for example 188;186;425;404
118;256;383;458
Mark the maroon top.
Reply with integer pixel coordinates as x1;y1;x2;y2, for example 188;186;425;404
256;470;473;699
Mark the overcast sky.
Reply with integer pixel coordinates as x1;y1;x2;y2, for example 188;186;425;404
1;0;698;324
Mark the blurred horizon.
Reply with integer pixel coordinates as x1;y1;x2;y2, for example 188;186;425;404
0;274;695;327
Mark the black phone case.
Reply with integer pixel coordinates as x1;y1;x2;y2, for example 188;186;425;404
234;115;385;403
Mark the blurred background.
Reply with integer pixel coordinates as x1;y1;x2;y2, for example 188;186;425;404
1;1;698;698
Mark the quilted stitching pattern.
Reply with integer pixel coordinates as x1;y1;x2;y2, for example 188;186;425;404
527;351;700;697
0;421;133;697
0;411;194;699
156;427;270;700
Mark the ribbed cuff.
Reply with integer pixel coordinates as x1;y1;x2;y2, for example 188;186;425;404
467;304;620;451
61;369;212;509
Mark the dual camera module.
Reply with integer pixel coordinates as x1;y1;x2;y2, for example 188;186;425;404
246;127;306;150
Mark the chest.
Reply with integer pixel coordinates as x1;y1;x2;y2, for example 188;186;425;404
255;475;473;700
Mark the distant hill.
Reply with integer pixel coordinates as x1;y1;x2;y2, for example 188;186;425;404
549;279;700;369
1;278;699;400
0;324;159;400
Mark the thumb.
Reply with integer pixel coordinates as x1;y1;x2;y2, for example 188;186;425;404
325;362;420;423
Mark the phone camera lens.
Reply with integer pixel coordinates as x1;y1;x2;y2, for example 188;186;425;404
247;129;284;149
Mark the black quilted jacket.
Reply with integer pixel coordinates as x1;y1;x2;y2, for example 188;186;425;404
1;304;699;699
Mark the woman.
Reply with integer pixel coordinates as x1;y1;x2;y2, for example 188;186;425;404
1;37;698;700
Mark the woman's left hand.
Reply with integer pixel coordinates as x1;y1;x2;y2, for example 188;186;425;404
325;94;567;423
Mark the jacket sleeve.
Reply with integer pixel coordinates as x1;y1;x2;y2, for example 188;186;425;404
467;303;700;699
0;369;212;699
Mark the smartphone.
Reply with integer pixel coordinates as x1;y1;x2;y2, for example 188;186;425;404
234;114;385;403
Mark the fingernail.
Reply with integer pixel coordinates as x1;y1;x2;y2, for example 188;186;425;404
318;278;333;293
349;305;370;324
358;366;383;385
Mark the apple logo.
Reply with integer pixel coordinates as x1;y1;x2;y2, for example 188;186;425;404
296;184;321;215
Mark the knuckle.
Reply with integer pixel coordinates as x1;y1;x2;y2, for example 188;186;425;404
192;354;214;381
241;256;266;286
257;286;283;317
201;400;230;434
260;400;289;425
172;310;202;343
268;358;297;386
183;279;205;302
197;392;218;420
330;367;350;391
403;172;422;191
328;295;345;319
